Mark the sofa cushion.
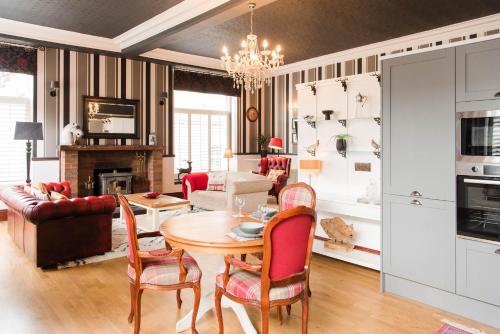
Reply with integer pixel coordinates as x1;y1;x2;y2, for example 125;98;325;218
190;190;227;211
207;172;226;191
267;169;285;183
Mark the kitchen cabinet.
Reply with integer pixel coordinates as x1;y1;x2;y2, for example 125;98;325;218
382;48;455;201
457;237;500;306
383;194;456;292
456;38;500;102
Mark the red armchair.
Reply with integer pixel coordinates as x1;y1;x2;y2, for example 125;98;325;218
254;157;291;200
0;182;116;267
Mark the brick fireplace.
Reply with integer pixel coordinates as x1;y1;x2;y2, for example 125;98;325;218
59;145;163;197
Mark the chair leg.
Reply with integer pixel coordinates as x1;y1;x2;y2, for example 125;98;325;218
191;283;201;334
301;297;309;334
214;288;224;334
261;306;270;334
308;283;312;297
286;305;291;316
277;306;283;325
128;283;135;323
134;288;144;334
176;289;182;309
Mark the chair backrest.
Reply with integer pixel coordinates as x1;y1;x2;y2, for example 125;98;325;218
117;193;140;265
258;157;291;176
278;182;316;211
261;206;316;283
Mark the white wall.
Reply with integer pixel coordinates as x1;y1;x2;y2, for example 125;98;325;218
31;159;59;183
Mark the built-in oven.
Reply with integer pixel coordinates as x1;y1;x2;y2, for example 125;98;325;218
457;110;500;163
457;163;500;242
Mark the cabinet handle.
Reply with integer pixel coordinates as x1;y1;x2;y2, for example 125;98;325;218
410;199;422;206
495;92;500;98
495;249;500;255
410;191;422;197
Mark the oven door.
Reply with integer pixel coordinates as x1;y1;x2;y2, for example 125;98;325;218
457;175;500;242
458;110;500;160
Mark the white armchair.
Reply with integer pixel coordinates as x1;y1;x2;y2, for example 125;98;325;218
185;172;272;212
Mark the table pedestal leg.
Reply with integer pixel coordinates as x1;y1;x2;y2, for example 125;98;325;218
151;209;160;230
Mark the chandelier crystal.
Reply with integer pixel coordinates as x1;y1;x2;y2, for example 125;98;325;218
221;2;284;93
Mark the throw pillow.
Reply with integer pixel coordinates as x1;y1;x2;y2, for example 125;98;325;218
267;169;285;183
30;182;50;201
50;191;69;201
207;172;227;191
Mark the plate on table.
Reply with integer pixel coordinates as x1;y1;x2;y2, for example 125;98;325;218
231;224;263;239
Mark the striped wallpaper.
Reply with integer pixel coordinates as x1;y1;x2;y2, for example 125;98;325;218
36;47;172;158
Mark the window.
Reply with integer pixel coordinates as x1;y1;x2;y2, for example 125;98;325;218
174;91;235;173
0;71;33;182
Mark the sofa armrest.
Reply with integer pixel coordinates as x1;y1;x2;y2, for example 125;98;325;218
276;173;289;185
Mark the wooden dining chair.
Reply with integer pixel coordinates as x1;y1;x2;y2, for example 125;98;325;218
117;193;202;334
278;182;316;211
215;206;317;334
277;182;317;321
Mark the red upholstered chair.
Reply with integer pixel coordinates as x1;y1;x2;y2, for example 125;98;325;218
215;206;317;334
254;157;291;200
43;181;72;198
117;194;201;334
181;173;209;200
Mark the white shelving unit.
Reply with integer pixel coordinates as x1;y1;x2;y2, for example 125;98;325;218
296;73;381;270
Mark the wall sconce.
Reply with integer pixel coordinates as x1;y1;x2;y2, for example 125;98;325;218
159;92;168;105
49;80;59;97
305;82;317;95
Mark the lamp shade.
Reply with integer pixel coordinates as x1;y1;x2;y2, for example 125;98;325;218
14;122;44;140
268;137;283;150
223;148;233;158
300;159;321;174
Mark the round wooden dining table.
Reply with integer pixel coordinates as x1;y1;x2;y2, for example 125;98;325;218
159;210;264;334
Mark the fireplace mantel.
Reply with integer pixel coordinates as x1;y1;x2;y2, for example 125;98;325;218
59;145;165;152
59;145;163;197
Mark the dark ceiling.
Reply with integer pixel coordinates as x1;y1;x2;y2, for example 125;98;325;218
0;0;182;38
160;0;500;63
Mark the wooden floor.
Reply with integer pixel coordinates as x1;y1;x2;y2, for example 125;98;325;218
0;221;498;334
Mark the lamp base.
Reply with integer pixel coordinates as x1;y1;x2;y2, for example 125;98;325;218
25;140;32;184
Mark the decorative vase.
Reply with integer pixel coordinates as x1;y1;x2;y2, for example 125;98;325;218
260;149;268;158
322;110;334;120
336;138;347;152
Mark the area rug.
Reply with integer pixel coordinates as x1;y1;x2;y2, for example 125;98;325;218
436;319;487;334
54;207;205;270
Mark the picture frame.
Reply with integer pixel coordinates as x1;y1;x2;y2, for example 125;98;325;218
148;133;157;145
292;132;298;144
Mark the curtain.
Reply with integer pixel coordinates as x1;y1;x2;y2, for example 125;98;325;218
0;44;37;75
174;69;240;96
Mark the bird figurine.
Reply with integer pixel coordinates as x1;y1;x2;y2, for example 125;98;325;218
371;139;380;152
306;140;319;157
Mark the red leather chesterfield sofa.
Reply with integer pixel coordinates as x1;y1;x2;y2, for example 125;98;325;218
253;157;291;199
0;182;116;267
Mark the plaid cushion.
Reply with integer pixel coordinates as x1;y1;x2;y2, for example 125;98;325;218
216;270;304;301
128;252;201;286
281;187;313;210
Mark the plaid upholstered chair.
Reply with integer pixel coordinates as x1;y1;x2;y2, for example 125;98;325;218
278;182;316;211
215;206;317;334
117;194;202;334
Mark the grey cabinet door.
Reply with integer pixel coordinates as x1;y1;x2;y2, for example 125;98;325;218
382;48;455;201
457;38;500;102
457;238;500;306
383;194;455;292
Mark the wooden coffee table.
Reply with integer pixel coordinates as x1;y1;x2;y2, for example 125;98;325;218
121;193;190;230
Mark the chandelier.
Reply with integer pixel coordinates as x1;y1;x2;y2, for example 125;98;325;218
221;2;284;93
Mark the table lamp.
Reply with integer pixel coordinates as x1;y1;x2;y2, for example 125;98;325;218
223;148;233;171
14;122;44;184
299;159;321;185
268;137;283;156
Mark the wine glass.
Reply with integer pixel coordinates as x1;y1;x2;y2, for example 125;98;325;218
257;204;264;220
233;196;245;217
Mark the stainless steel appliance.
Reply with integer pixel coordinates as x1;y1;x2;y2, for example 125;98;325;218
457;161;500;242
457;110;500;163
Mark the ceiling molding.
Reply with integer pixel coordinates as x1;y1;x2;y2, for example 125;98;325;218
113;0;233;50
140;48;221;69
0;18;120;52
273;12;500;75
